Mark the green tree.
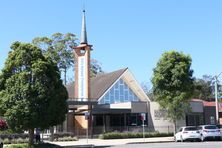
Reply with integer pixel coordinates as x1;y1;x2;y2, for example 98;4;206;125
0;42;68;146
193;75;214;100
32;33;104;82
32;33;77;85
193;75;222;100
152;51;194;132
90;59;104;78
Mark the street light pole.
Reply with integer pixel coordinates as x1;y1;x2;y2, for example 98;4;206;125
214;72;222;124
215;76;219;124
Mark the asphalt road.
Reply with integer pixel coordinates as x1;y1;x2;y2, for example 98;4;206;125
110;142;222;148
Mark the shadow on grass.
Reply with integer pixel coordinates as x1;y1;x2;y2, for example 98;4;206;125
4;143;63;148
5;143;112;148
34;143;63;148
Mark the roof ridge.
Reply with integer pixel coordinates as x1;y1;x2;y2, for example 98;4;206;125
92;67;128;79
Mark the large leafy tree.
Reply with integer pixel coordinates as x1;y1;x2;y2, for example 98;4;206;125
152;51;194;132
193;75;214;100
32;33;103;83
193;75;222;100
32;33;77;85
0;42;68;146
90;59;104;78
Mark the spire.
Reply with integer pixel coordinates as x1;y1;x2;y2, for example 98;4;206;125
80;9;88;44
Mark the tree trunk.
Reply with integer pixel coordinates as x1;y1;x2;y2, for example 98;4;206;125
50;126;54;141
64;68;67;85
28;128;34;147
174;119;177;134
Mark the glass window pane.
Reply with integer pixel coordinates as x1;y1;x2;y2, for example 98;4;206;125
129;90;133;101
99;78;140;104
106;92;110;99
110;87;114;95
120;85;124;95
115;90;120;103
120;95;124;102
110;95;114;104
119;79;124;84
115;82;119;89
105;99;109;104
99;98;104;104
124;91;129;102
124;83;128;90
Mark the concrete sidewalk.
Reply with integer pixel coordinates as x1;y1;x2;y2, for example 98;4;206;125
48;137;174;147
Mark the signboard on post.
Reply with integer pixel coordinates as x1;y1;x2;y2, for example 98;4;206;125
141;113;146;121
85;112;90;120
141;113;146;141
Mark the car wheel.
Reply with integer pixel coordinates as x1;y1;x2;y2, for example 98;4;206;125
180;136;184;142
174;136;177;142
216;137;221;141
201;135;205;142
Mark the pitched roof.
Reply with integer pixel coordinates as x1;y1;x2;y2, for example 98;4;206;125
66;68;127;100
90;68;127;99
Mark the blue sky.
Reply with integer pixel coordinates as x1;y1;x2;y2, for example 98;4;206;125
1;0;222;88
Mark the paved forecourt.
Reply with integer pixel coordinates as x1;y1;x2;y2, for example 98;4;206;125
112;141;222;148
49;137;174;147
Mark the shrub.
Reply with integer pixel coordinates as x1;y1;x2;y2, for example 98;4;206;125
0;133;29;140
53;132;77;141
15;138;28;144
4;144;29;148
99;132;173;139
3;138;11;144
57;136;77;141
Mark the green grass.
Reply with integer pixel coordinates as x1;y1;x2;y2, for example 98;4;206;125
4;144;29;148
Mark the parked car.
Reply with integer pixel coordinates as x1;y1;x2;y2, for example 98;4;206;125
198;125;221;141
216;125;222;136
174;126;201;142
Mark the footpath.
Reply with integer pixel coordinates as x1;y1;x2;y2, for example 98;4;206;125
49;136;174;147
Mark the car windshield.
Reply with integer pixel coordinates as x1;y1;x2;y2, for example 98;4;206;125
205;125;217;129
184;127;197;131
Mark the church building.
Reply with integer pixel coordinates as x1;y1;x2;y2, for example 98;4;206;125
64;10;151;136
62;10;221;136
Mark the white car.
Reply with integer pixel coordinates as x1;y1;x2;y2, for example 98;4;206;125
198;125;221;141
174;126;201;142
216;125;222;136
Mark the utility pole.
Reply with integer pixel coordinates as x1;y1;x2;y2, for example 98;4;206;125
215;76;219;124
215;72;222;124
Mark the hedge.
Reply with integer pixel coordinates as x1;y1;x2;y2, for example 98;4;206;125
53;132;78;141
99;131;173;139
4;143;62;148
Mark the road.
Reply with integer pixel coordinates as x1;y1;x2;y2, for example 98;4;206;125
110;142;222;148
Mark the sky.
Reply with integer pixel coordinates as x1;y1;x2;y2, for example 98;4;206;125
1;0;222;89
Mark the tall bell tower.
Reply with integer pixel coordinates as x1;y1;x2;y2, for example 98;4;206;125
74;9;92;101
